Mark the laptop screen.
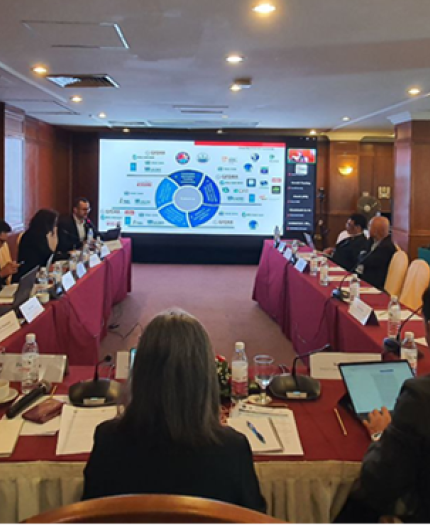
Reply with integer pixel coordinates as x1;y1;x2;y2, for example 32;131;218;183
339;361;413;416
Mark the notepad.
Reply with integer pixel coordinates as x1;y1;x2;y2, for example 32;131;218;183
375;310;421;322
0;420;23;457
56;404;118;455
227;416;283;453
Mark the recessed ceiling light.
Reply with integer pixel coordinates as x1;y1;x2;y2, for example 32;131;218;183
98;112;107;118
32;65;48;75
123;128;130;133
70;95;82;103
408;87;421;96
310;130;317;135
230;84;242;92
253;3;276;14
226;55;244;64
342;116;351;122
217;129;223;134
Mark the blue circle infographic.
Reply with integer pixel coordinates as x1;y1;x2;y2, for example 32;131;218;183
155;169;221;228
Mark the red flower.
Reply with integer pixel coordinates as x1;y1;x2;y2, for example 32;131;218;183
215;355;226;362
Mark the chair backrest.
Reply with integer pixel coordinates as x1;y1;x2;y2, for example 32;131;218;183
399;259;430;310
24;494;285;523
384;250;409;297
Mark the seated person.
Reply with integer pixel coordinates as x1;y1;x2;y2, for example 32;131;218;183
356;216;396;290
57;197;99;255
337;288;430;523
325;213;368;270
0;220;19;285
15;209;58;281
82;309;266;513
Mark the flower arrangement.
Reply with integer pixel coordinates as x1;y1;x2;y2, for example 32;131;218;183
215;355;231;399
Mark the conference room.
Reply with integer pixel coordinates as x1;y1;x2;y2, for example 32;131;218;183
1;0;430;523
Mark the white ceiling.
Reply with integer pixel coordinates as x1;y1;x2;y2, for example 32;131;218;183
1;0;430;134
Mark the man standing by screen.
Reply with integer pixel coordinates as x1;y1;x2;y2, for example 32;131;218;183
57;197;99;255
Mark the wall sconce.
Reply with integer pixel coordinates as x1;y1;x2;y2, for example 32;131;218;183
338;165;354;176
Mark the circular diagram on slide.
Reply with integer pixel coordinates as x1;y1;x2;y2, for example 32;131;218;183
155;170;221;228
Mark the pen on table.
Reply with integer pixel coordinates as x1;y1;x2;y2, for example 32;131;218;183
246;420;266;444
334;407;348;436
49;385;57;398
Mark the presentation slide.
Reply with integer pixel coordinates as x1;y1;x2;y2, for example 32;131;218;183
99;139;286;235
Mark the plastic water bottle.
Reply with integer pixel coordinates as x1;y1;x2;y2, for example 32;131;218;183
87;228;94;244
95;236;102;256
349;274;360;303
319;258;329;286
53;262;62;284
231;342;248;401
387;295;401;339
37;267;48;292
401;331;418;376
21;333;39;394
273;225;280;247
310;251;319;276
82;245;90;265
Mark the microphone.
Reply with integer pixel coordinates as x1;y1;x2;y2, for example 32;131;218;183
68;355;121;407
383;304;423;357
270;344;331;401
6;380;52;419
332;249;372;302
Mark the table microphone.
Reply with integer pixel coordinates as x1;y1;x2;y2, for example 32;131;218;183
383;304;423;357
68;355;121;407
332;249;373;302
270;344;331;400
6;380;52;419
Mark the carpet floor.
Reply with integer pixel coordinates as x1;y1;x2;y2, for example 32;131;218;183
101;263;295;367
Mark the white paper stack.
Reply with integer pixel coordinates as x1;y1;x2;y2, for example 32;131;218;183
0;420;23;457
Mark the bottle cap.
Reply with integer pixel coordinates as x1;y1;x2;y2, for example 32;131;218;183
235;342;245;350
405;331;414;339
26;333;36;344
391;295;398;301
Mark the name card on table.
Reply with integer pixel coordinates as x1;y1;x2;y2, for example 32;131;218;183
310;352;381;380
277;242;286;253
0;354;67;383
76;262;86;279
284;248;293;261
100;244;111;259
348;297;379;326
116;351;132;380
89;254;102;268
294;258;308;273
62;271;76;292
105;240;122;252
0;311;21;342
19;297;44;324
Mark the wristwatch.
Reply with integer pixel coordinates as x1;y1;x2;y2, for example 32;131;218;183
371;431;383;442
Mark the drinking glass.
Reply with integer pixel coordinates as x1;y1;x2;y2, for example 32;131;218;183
253;354;275;405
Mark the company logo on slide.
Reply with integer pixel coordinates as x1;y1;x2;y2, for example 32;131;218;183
197;152;209;163
260;180;268;187
249;220;259;230
272;186;281;194
176;152;190;164
260;166;269;174
249;194;256;203
244;163;253;172
251;153;260;162
130;162;137;171
246;178;256;187
222;187;230;193
137;182;152;187
272;177;282;183
222;156;237;164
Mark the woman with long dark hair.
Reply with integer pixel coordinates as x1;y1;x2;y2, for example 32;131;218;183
82;309;265;512
16;209;58;280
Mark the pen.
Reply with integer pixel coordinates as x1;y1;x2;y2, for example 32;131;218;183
247;420;266;443
49;385;57;398
334;407;348;436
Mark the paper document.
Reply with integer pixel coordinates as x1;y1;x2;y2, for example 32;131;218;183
415;337;428;347
328;266;347;273
56;405;118;455
330;275;353;282
0;284;18;299
0;420;23;457
375;310;421;322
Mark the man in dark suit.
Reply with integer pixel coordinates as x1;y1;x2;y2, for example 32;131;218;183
57;197;99;254
337;288;430;522
328;213;368;270
357;216;396;290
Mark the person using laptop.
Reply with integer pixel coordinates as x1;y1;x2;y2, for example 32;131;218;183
82;308;266;513
324;213;368;270
15;209;58;282
57;197;99;255
337;288;430;522
0;220;19;285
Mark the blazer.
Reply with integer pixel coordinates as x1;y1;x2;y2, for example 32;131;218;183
15;229;53;281
342;375;430;522
82;419;266;514
359;235;396;290
57;215;99;254
332;233;368;271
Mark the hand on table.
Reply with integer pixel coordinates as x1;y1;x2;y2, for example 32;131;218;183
323;247;334;256
0;261;20;278
364;407;391;436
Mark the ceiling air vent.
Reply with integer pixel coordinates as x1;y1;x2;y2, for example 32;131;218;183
108;121;149;128
46;74;119;88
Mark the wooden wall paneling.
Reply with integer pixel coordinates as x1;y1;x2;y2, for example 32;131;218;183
373;144;394;214
392;142;411;242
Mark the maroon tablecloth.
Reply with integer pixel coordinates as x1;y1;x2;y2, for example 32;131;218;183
0;366;369;464
0;240;132;366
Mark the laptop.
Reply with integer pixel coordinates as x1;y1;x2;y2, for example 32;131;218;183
304;232;316;250
0;266;39;314
103;227;121;241
339;360;414;421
